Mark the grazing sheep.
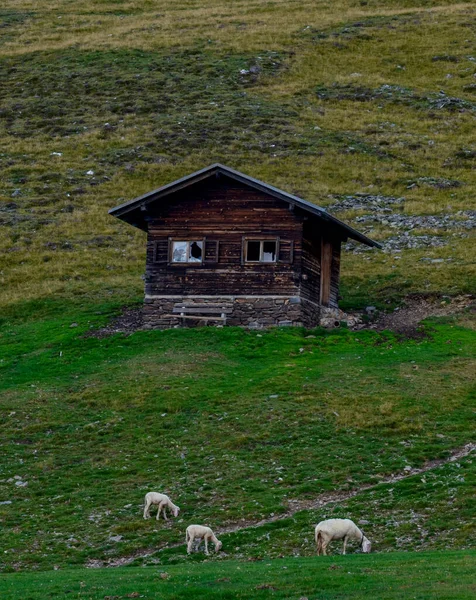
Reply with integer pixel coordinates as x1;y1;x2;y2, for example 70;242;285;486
186;525;222;555
315;518;371;555
143;492;180;521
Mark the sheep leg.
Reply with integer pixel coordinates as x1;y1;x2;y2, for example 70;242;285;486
204;537;209;555
143;499;151;519
156;502;164;520
343;536;348;555
162;504;168;521
187;535;194;554
322;541;328;556
316;532;322;555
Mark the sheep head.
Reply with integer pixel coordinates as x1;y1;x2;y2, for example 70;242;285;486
362;537;372;553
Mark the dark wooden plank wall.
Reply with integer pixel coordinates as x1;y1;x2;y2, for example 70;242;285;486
329;241;341;309
319;239;333;306
145;179;304;297
300;226;321;304
301;218;342;308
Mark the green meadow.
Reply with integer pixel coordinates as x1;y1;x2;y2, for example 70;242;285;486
0;552;474;599
0;303;474;571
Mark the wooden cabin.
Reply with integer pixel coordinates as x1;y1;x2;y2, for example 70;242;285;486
109;164;380;328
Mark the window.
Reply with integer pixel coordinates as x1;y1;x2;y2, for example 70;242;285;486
170;240;203;264
244;239;278;263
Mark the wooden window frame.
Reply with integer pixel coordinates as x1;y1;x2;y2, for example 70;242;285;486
242;237;280;264
168;238;206;266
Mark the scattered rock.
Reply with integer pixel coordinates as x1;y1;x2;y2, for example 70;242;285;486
316;83;476;112
331;191;474;254
328;193;404;212
354;211;475;231
432;55;459;63
407;176;461;189
85;306;143;338
320;307;362;328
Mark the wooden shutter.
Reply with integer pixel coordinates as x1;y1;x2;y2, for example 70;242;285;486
204;240;220;264
278;239;294;264
153;240;169;264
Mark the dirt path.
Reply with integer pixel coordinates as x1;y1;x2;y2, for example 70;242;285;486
86;442;474;568
219;442;475;534
367;294;473;337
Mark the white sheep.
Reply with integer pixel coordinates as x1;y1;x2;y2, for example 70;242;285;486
143;492;180;521
186;525;222;555
315;518;371;555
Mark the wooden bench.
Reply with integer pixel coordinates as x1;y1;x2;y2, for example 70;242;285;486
166;303;233;325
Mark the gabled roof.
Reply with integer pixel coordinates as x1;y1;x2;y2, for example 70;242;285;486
109;163;381;248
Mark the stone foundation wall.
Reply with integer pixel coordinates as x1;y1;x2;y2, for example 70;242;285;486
143;296;320;329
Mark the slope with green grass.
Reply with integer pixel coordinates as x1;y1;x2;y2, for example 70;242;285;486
0;300;474;571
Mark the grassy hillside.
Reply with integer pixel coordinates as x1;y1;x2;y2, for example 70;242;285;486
0;0;475;588
1;0;475;309
0;302;474;571
1;552;475;599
